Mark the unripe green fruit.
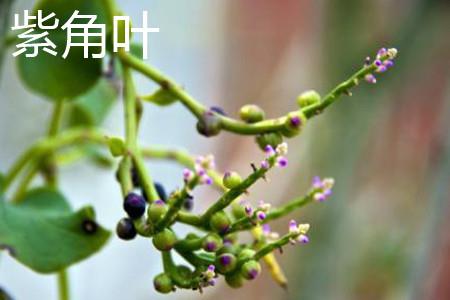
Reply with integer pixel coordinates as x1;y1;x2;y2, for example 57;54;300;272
215;253;237;274
152;228;177;251
231;202;247;219
296;90;321;108
239;104;265;123
202;233;223;252
147;200;168;223
241;260;261;280
223;233;238;245
196;110;222;137
238;248;256;261
222;171;242;189
153;273;174;294
281;111;306;138
174;265;194;288
216;244;240;256
225;272;245;288
255;132;283;151
209;211;231;233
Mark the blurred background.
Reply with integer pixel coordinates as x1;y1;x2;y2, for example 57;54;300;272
1;0;450;299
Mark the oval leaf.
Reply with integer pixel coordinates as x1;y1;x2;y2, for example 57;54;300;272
16;0;113;100
0;187;110;273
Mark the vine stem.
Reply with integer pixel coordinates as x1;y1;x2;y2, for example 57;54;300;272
121;58;159;201
119;51;390;135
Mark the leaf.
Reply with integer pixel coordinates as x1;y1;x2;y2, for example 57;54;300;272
142;88;178;106
68;78;118;127
0;187;110;273
15;0;113;100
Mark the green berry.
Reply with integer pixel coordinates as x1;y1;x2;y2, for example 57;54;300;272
241;260;261;280
296;90;321;108
255;132;283;151
202;233;223;252
222;171;242;189
238;248;256;261
239;104;265;123
225;272;245;288
174;265;194;288
216;244;240;256
152;228;177;251
153;273;174;294
215;253;237;274
209;211;231;233
281;111;306;138
196;110;221;137
231;202;247;219
147;200;168;223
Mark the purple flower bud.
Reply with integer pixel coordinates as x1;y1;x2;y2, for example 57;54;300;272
260;160;270;169
377;47;387;58
244;205;253;216
207;265;215;273
376;65;387;73
264;145;276;157
323;189;333;197
314;192;326;202
298;234;309;244
312;176;323;189
289;219;298;233
384;59;394;68
183;168;194;181
374;59;382;66
256;211;266;221
364;74;377;84
276;156;288;168
262;224;271;235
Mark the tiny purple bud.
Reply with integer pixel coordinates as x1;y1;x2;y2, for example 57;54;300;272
207;265;215;272
183;168;194;181
290;115;301;127
364;73;376;84
276;156;288;168
208;279;216;286
262;224;271;235
289;219;298;233
264;145;276;157
256;211;266;221
314;192;326;202
312;176;323;189
260;160;270;169
244;205;253;216
384;59;394;68
377;47;387;58
298;234;309;244
374;59;382;66
376;65;387;73
323;189;333;197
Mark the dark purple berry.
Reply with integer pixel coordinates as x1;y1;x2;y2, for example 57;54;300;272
124;192;146;219
196;110;221;137
183;196;194;211
154;182;167;202
131;166;140;187
116;218;137;240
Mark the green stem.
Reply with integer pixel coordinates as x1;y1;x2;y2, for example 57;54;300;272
2;129;107;192
200;164;270;224
121;60;159;202
174;236;204;252
57;270;69;300
253;233;296;261
120;51;391;135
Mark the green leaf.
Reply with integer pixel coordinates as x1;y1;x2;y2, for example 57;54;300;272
16;0;113;100
0;187;110;273
142;88;178;106
68;78;118;127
